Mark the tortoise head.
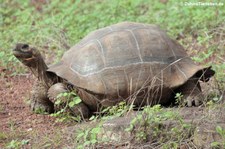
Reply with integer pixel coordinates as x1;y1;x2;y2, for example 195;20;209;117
13;43;42;67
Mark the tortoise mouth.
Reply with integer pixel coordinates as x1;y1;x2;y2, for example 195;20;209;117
13;44;33;59
13;50;33;59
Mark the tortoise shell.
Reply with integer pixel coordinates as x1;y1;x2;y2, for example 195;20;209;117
48;22;207;108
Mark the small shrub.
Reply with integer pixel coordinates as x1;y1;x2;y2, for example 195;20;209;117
125;105;193;147
6;139;29;149
50;91;82;122
75;126;102;149
211;126;225;148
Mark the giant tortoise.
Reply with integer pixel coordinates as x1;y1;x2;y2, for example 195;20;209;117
13;22;215;118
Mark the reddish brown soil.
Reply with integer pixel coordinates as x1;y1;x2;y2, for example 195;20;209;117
0;69;66;148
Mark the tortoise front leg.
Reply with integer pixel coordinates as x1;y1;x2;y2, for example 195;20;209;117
48;83;90;118
176;78;203;107
30;80;54;113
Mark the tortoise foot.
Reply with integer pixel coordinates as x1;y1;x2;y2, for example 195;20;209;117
69;103;90;118
30;99;54;114
48;83;90;118
186;95;202;107
30;80;54;114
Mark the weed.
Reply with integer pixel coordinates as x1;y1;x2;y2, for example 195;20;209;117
34;108;49;115
125;105;193;147
1;129;29;149
50;91;82;122
211;126;225;148
73;105;193;148
175;92;184;106
6;139;29;149
74;101;131;147
101;101;131;118
1;0;225;75
0;132;7;141
75;126;102;149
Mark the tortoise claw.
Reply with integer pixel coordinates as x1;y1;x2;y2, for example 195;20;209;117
186;96;201;107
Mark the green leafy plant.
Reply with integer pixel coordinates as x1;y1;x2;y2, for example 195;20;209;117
6;139;29;149
101;101;131;118
88;101;131;121
125;105;193;146
175;92;184;106
74;101;132;147
55;92;82;108
191;47;215;63
0;132;7;140
211;126;225;148
50;91;82;122
34;108;49;115
1;0;225;74
75;125;102;149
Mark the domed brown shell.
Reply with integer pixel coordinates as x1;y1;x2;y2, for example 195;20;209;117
48;22;210;107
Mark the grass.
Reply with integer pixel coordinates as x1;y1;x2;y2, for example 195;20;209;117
124;105;193;147
1;0;225;75
0;127;28;149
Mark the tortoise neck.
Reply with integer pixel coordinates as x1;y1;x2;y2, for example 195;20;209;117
29;56;54;87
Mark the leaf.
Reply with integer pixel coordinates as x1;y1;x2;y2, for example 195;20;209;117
216;126;224;136
211;141;220;147
77;132;85;139
55;99;61;105
91;127;101;134
83;140;91;146
63;92;68;97
90;133;97;140
125;126;133;132
74;97;82;104
71;92;77;96
77;145;84;149
21;139;29;145
68;101;75;108
216;126;223;134
102;107;110;113
90;139;97;144
0;51;5;57
89;115;96;121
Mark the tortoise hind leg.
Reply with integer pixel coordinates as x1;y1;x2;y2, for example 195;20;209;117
48;83;90;118
175;78;203;107
30;80;54;113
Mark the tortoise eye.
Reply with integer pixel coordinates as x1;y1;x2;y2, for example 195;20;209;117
22;44;29;49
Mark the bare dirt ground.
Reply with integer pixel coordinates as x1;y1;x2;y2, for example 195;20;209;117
0;68;69;148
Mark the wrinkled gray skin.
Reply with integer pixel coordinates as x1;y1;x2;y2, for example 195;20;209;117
13;43;90;118
12;43;213;118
